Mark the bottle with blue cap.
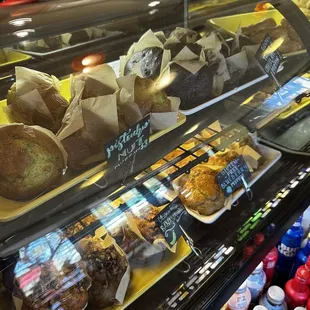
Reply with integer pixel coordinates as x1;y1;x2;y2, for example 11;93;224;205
290;233;310;278
275;216;304;285
247;262;266;303
259;285;287;309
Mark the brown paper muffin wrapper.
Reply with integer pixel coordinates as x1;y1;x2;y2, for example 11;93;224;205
119;29;170;77
3;67;68;134
116;74;180;132
77;234;130;306
57;66;120;168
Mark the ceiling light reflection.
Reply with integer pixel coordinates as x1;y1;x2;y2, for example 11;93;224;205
148;1;160;7
262;37;284;57
13;29;35;38
9;18;32;27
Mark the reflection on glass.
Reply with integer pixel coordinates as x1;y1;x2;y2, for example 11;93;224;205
9;18;32;27
14;230;91;309
13;29;35;38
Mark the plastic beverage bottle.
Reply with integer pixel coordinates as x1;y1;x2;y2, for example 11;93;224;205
304;257;310;287
247;262;267;303
227;281;251;310
263;247;279;287
276;216;304;285
291;234;310;278
259;286;287;310
285;266;309;309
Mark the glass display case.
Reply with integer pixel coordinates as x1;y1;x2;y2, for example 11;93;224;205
1;0;310;309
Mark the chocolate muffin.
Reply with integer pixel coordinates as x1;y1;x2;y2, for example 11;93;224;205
165;42;202;59
125;47;163;79
164;62;218;109
81;238;128;309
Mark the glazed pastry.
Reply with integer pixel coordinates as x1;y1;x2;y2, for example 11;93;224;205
178;165;225;215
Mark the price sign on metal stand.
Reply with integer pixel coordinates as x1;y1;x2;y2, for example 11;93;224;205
104;115;150;173
256;34;283;88
155;198;193;247
216;155;252;198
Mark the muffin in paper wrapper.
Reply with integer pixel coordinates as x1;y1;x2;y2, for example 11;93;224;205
57;65;119;170
77;234;130;309
3;67;69;134
107;194;177;266
120;29;171;79
13;230;91;310
116;74;180;133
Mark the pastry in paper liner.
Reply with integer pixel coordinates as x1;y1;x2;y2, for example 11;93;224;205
58;75;119;170
120;29;167;79
14;231;91;310
225;50;249;86
116;74;180;132
109;204;177;266
0;124;67;200
77;235;130;309
167;27;200;44
4;67;68;134
162;62;218;108
173;164;226;216
125;47;164;79
165;42;202;59
70;64;119;100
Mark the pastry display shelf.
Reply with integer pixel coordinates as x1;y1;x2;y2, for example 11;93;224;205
127;161;310;310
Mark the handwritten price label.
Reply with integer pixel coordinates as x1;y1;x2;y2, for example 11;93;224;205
154;198;191;246
104;116;150;170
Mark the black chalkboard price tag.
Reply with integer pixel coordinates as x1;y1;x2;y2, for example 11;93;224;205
104;115;150;170
216;155;251;197
255;34;282;86
154;198;190;247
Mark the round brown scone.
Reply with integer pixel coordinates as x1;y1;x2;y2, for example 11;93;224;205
208;150;239;167
0;124;66;200
179;165;225;215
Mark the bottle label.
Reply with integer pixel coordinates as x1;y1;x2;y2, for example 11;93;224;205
228;294;249;309
278;244;298;257
267;261;276;268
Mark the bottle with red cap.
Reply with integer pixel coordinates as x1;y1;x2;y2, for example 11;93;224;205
303;256;310;287
263;247;279;288
285;266;309;309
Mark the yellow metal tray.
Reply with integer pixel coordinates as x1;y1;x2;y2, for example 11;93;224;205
0;79;186;222
107;237;191;310
0;50;31;68
209;10;306;58
209;10;284;35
